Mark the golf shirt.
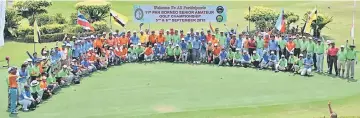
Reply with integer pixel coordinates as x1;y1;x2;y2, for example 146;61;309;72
346;49;357;60
269;40;278;51
278;39;287;50
304;58;313;69
252;54;261;61
236;38;243;48
262;54;269;62
192;39;201;49
327;47;339;56
294;39;301;48
219;51;227;59
315;42;325;54
337;50;347;61
130;36;140;45
256;39;264;49
234;52;242;59
279;58;288;67
243;54;250;61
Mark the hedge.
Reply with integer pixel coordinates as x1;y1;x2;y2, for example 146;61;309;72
28;13;67;26
16;33;71;43
15;24;66;37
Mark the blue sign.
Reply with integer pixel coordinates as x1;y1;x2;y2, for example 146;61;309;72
133;5;227;23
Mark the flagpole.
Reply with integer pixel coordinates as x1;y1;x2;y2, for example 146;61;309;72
33;13;36;53
352;0;356;45
248;6;251;32
315;6;318;38
110;12;112;31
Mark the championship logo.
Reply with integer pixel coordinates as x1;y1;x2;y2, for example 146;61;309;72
134;8;144;20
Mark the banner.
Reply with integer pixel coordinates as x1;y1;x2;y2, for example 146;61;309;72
0;0;6;47
133;5;227;23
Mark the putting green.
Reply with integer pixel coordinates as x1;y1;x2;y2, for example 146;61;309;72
12;63;360;118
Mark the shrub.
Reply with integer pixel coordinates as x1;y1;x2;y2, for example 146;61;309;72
13;0;52;19
19;33;75;43
16;26;33;37
5;8;22;37
93;21;110;33
75;1;111;22
40;24;66;34
29;13;66;26
64;25;84;34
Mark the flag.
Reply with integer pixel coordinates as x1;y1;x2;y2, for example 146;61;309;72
0;0;6;47
77;11;94;32
303;7;317;34
209;22;215;33
351;0;356;40
33;19;41;43
110;10;128;27
275;8;286;33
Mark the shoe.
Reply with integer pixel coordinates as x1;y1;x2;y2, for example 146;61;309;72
10;111;18;114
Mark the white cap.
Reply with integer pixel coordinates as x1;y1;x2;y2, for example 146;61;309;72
109;47;114;50
63;65;68;68
187;32;190;34
154;43;158;45
236;48;241;51
253;50;256;53
326;40;332;44
176;44;179;46
72;36;76;39
66;43;71;47
89;47;94;50
263;50;267;53
181;38;185;41
137;43;141;45
24;61;28;63
90;35;95;38
72;59;77;61
290;52;294;55
8;67;15;72
103;32;106;34
299;54;304;57
130;44;134;46
42;56;46;60
341;45;345;48
133;30;137;33
214;43;218;46
281;55;285;57
96;55;99;58
271;51;275;54
27;58;32;62
140;30;143;32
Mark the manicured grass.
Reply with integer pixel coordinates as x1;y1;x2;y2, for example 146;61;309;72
1;1;360;118
4;63;360;118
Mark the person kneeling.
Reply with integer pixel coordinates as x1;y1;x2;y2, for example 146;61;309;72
19;85;37;111
268;51;278;71
241;51;251;67
143;45;154;62
251;51;261;68
276;55;288;72
301;54;314;76
293;54;304;74
218;48;228;66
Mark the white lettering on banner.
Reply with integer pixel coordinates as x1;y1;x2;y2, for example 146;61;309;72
134;5;226;23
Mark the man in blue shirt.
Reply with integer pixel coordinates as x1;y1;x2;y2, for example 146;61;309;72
268;51;278;71
199;31;206;43
73;43;81;60
241;50;251;67
180;39;188;62
260;50;270;69
268;35;278;56
236;34;243;51
130;31;140;46
218;48;228;66
184;33;191;42
301;54;314;76
192;37;201;64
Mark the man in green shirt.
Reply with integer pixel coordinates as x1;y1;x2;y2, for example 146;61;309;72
288;52;296;71
135;43;145;61
128;45;137;62
166;43;175;62
172;30;181;44
256;34;264;58
337;45;347;77
276;55;288;72
165;30;172;46
219;32;226;48
228;48;234;66
300;36;308;56
251;51;261;68
294;54;304;74
174;44;182;62
278;37;287;57
233;48;243;66
315;37;325;73
294;35;301;57
345;43;357;79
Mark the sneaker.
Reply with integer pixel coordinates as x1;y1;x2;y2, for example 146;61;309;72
10;111;18;114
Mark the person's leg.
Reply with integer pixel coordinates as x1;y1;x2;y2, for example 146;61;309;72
350;60;355;78
319;54;324;72
337;60;341;76
313;53;317;70
9;88;17;113
306;68;312;75
301;68;307;76
218;58;223;66
346;61;351;78
329;56;334;74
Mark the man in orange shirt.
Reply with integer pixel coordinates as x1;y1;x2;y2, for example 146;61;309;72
212;43;221;64
8;67;18;114
206;30;212;43
148;31;157;46
143;45;154;61
93;37;103;56
119;35;129;48
286;37;296;59
157;31;165;44
211;34;219;45
106;35;115;47
119;45;128;62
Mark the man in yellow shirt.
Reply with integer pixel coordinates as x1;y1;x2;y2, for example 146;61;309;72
139;30;148;46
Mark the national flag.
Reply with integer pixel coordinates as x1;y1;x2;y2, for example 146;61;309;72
209;22;215;33
0;0;6;47
110;10;128;27
303;7;317;34
275;8;286;33
33;19;41;43
77;11;94;32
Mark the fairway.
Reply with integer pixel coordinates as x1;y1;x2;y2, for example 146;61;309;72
11;63;360;118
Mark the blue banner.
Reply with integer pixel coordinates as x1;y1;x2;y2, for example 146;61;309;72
133;5;227;23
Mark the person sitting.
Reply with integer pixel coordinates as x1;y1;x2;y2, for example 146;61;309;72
174;44;182;62
241;50;251;67
128;44;137;62
29;80;42;105
301;54;314;76
276;55;288;72
166;43;175;62
293;54;304;74
260;50;270;69
218;47;228;66
227;48;234;66
268;51;278;71
287;52;296;72
81;57;96;74
212;43;221;64
143;45;154;62
233;48;243;66
19;85;36;111
251;50;261;68
119;45;128;62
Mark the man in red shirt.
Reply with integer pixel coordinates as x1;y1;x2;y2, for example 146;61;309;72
327;42;339;75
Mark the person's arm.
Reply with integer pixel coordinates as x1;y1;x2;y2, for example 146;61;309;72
328;101;333;114
23;93;35;101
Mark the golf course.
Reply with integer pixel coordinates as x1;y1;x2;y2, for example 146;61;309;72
1;1;360;118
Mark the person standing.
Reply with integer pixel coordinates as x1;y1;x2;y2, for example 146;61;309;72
278;36;287;58
247;36;256;56
300;36;308;57
285;37;296;59
8;67;18;114
337;45;347;77
315;37;325;73
268;35;278;57
192;36;201;64
307;37;316;69
255;33;264;58
327;42;339;76
294;34;301;57
345;41;357;79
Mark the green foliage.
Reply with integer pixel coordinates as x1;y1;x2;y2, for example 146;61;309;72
40;24;66;34
69;12;78;25
19;33;67;43
244;6;299;31
5;8;22;37
302;11;333;37
75;2;111;22
13;0;52;19
64;25;84;34
28;13;66;26
16;26;33;37
93;21;110;33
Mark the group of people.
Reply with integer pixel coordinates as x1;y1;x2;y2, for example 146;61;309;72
6;27;357;114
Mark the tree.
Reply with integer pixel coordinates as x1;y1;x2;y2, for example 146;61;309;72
75;2;111;22
244;6;299;32
5;8;22;37
13;0;52;19
302;11;333;37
